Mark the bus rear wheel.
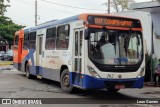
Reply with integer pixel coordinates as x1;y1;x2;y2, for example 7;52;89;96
25;63;33;79
107;88;120;92
60;69;73;93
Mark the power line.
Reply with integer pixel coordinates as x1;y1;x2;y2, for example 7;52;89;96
14;0;106;26
40;0;106;11
16;0;106;12
15;0;78;14
14;0;79;25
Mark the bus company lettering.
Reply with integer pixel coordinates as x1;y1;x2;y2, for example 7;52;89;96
46;55;59;59
95;18;133;27
48;59;56;64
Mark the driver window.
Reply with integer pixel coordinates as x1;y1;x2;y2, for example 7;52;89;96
127;34;139;59
119;34;127;58
89;31;118;60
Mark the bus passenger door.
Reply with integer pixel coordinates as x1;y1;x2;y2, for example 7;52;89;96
36;34;43;76
74;29;84;87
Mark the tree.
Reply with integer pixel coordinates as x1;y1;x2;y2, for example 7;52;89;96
103;0;135;13
0;16;25;46
0;0;25;48
0;0;10;15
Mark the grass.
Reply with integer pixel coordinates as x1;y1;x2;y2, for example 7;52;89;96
0;61;13;66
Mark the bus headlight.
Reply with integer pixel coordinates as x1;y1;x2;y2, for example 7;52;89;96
87;66;101;78
137;67;145;78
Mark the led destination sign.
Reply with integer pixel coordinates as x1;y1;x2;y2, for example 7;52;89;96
95;18;132;27
88;16;141;28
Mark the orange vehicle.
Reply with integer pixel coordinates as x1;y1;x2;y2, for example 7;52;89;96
13;30;23;70
13;13;145;92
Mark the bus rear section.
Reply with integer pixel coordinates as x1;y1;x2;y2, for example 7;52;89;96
13;30;24;71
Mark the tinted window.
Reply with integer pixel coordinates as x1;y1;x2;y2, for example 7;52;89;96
29;32;36;49
88;29;143;65
23;33;29;50
56;25;69;50
45;27;56;50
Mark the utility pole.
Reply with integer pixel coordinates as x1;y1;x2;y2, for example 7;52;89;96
35;0;37;26
108;0;110;14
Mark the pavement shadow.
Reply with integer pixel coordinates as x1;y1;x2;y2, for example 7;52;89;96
71;89;138;99
18;73;139;99
18;73;61;88
143;90;160;95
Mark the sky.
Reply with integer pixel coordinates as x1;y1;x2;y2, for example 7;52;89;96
5;0;149;27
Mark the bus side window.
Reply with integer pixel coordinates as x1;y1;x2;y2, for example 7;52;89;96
45;27;56;50
56;25;70;50
14;36;19;50
23;33;29;50
29;32;36;49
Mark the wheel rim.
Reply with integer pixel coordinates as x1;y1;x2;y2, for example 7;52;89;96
62;74;70;87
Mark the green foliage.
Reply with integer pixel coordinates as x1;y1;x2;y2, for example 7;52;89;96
104;0;135;13
0;0;25;47
0;16;25;44
0;0;10;15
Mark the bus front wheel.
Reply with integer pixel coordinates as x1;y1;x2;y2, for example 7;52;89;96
60;69;73;93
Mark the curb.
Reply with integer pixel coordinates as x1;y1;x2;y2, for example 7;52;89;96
144;82;160;87
0;61;13;66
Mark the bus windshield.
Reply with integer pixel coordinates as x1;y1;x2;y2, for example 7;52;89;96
88;29;143;65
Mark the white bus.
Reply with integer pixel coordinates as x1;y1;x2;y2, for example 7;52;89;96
13;13;145;92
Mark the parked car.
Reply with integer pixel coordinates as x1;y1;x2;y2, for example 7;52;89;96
0;51;5;60
0;53;3;60
1;50;13;61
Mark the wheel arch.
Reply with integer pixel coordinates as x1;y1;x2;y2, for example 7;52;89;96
24;60;28;72
60;65;69;77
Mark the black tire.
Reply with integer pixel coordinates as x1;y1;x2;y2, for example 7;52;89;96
60;69;73;93
25;63;33;79
107;88;120;92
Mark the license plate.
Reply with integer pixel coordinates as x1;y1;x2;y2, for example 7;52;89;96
115;85;125;89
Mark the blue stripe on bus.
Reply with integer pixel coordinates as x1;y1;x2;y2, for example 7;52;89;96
83;74;144;89
21;49;36;73
69;72;144;89
25;49;36;66
26;65;43;76
29;65;37;75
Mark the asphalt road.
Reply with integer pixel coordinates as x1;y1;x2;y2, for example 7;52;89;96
0;66;160;107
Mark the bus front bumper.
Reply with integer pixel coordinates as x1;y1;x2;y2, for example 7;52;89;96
82;75;144;89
